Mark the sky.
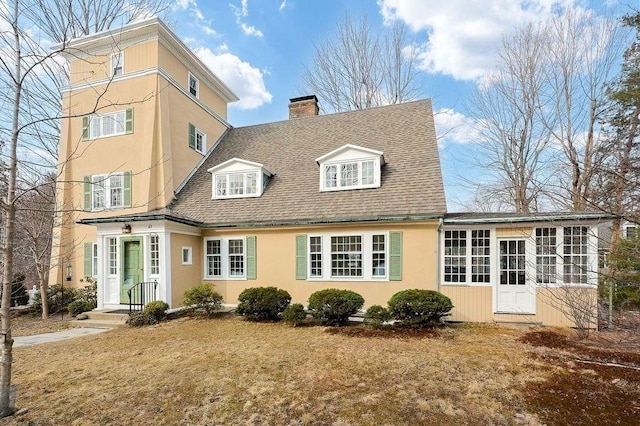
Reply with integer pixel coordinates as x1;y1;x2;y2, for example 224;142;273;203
168;0;629;211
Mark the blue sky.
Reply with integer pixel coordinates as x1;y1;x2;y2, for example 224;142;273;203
169;0;627;211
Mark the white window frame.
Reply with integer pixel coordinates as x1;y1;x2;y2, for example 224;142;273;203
92;243;98;278
149;235;160;276
203;237;247;280
213;171;261;199
89;110;126;139
91;173;124;211
194;127;206;154
535;227;557;284
442;229;493;286
182;246;193;265
188;72;199;98
108;238;118;276
111;51;124;76
320;158;380;192
306;232;388;281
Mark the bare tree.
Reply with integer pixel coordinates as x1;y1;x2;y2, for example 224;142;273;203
471;22;552;213
302;13;420;113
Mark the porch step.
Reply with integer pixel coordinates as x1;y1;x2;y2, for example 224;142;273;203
70;309;129;328
84;310;130;322
69;319;128;328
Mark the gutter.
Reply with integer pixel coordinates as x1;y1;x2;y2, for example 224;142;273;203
443;212;614;225
78;214;203;228
436;217;443;292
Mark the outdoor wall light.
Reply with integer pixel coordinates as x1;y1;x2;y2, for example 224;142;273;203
122;223;132;234
65;264;72;281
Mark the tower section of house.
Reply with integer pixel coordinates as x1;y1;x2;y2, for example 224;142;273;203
50;17;238;290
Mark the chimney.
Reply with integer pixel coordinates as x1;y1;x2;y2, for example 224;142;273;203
288;95;319;119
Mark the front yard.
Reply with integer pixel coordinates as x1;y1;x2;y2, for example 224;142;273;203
5;316;640;425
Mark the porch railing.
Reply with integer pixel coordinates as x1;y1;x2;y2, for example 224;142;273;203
128;281;158;313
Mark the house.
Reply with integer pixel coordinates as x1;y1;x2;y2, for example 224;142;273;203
50;17;609;327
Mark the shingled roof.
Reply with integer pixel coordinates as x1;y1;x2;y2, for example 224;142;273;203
170;99;446;226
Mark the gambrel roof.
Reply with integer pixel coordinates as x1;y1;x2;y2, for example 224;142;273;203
170;99;446;226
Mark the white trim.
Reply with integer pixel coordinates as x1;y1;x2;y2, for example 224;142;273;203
319;157;381;192
207;157;269;174
111;51;124;76
90;172;125;211
203;236;247;280
192;126;207;155
315;143;383;164
89;109;127;139
188;72;199;99
181;246;193;265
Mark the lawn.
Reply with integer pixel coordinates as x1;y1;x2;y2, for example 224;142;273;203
4;315;640;425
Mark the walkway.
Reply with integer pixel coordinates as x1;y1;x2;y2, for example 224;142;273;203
14;328;111;347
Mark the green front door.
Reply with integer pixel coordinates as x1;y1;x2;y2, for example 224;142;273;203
121;238;143;304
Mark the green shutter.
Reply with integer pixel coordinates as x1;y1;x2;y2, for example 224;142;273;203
188;123;196;149
83;176;91;211
125;108;134;134
295;234;307;280
389;231;403;281
83;243;92;277
82;116;89;141
246;236;257;280
123;171;132;207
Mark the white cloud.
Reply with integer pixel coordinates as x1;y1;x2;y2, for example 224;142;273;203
194;47;272;109
229;0;264;38
433;108;484;145
279;1;287;12
174;0;196;10
379;0;574;81
201;25;219;36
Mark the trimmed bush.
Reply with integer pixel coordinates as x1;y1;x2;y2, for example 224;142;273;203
236;287;291;322
307;288;364;326
32;284;78;314
282;303;306;326
68;300;93;317
183;283;224;317
388;289;453;328
128;300;169;327
364;305;391;329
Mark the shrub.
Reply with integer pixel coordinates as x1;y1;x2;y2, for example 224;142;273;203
183;283;224;317
282;303;306;326
388;289;453;328
236;287;291;321
307;288;364;326
364;305;391;329
128;300;169;327
68;300;93;317
32;284;78;314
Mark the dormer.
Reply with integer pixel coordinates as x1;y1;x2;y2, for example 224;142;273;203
316;144;384;192
208;158;272;199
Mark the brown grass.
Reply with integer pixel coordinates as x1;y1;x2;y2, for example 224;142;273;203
4;318;545;425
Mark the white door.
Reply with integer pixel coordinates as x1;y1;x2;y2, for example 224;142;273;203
497;239;535;313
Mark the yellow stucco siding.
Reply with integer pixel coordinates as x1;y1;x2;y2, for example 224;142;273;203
170;233;203;307
186;222;439;308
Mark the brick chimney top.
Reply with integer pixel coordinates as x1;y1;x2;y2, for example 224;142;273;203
289;95;319;119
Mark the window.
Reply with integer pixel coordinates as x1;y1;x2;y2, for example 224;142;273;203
111;52;123;76
188;73;199;97
92;243;98;277
204;237;248;279
182;247;192;265
108;238;117;275
188;124;206;154
305;233;388;280
536;228;557;284
214;172;260;199
444;230;491;284
625;225;637;239
83;108;133;140
563;226;588;284
90;173;127;210
322;159;379;191
150;235;160;276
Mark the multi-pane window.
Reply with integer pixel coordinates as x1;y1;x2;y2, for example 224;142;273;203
499;240;526;286
214;172;259;198
150;235;160;276
444;230;467;283
205;239;222;277
228;239;245;277
471;230;490;283
322;159;378;191
310;236;322;277
331;236;362;277
92;243;98;277
536;228;557;284
90;110;126;139
195;130;205;154
625;225;637;239
372;234;386;277
91;173;125;210
108;238;117;275
188;73;199;97
563;226;588;284
111;52;123;76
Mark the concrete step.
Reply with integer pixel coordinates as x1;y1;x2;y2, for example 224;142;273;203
69;319;128;328
85;311;130;322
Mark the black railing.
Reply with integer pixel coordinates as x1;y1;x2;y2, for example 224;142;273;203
128;281;159;313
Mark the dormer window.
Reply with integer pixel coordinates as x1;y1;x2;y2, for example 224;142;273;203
208;158;272;199
316;144;384;192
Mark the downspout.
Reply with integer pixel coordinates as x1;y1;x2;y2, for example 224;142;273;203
436;217;443;292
